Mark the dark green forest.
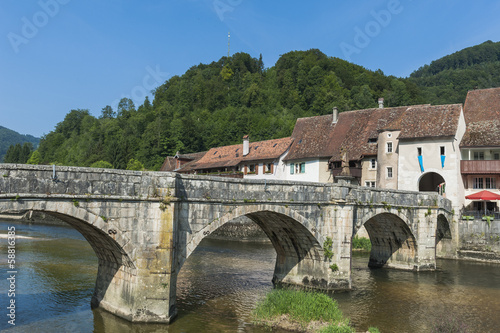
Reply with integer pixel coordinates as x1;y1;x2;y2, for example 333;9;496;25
0;126;39;162
5;40;500;170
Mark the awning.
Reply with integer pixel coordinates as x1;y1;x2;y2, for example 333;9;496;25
465;190;500;201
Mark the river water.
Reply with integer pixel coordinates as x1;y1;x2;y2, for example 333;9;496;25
1;221;500;333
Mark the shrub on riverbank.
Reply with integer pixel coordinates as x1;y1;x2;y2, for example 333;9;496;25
352;236;371;251
252;289;354;332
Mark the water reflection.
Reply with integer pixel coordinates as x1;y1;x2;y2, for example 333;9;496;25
1;221;500;332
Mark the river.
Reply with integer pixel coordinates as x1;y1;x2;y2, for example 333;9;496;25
1;221;500;332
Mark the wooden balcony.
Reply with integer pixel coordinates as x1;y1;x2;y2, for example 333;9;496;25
461;160;500;175
331;167;362;179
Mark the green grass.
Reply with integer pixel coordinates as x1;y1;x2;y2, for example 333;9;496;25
253;289;354;332
352;236;371;251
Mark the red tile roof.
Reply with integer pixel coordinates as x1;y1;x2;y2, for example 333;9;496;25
191;137;293;170
461;88;500;147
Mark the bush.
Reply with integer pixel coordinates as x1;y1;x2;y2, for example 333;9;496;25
126;158;144;171
352;236;371;251
90;160;114;169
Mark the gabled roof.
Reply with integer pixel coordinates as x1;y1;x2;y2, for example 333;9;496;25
283;115;336;161
191;137;293;170
461;87;500;147
328;107;407;162
328;104;462;162
385;104;463;140
160;151;207;172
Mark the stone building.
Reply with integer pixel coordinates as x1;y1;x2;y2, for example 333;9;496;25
460;87;500;214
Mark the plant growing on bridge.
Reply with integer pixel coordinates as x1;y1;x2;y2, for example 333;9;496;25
72;199;80;207
329;263;339;272
323;237;334;260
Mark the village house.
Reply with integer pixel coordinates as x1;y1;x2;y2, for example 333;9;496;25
460;87;500;215
163;136;293;180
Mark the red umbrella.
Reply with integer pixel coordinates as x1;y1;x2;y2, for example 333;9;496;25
465;190;500;215
465;190;500;201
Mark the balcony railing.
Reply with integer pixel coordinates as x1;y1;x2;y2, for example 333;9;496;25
461;160;500;174
331;167;362;179
461;210;500;220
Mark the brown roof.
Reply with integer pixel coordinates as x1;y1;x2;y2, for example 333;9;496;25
328;107;407;162
160;156;177;171
388;104;463;140
160;151;207;172
461;88;500;147
328;104;462;162
192;137;293;170
283;115;337;161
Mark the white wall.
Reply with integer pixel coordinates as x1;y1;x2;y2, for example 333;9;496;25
283;158;331;183
243;149;290;181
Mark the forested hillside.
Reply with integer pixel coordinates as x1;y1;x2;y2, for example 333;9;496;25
409;40;500;104
0;126;39;162
28;41;500;170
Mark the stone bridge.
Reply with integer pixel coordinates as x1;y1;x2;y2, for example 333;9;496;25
0;164;453;323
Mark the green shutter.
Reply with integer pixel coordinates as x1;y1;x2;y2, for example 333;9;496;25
290;163;294;174
300;163;305;173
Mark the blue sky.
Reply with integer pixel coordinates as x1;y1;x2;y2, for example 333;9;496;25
1;0;499;138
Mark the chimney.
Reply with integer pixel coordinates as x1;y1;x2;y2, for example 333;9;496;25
243;135;249;156
332;107;338;123
378;98;384;109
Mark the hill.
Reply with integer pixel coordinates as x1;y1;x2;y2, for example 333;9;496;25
409;40;500;104
0;126;39;162
35;41;500;170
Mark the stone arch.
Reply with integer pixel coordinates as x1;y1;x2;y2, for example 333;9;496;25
0;200;135;309
182;204;328;289
436;213;453;257
418;172;445;192
360;212;418;269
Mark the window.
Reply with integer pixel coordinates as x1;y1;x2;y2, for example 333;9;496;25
249;164;255;173
365;181;376;188
417;147;422;156
473;177;483;189
486;177;496;189
474;152;485;160
266;163;273;174
300;162;305;173
386;142;393;153
370;158;377;170
387;167;393;179
440;146;445;155
387;133;392;138
495;153;500;160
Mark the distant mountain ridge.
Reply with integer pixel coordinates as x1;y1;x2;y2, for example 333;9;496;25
0;126;40;162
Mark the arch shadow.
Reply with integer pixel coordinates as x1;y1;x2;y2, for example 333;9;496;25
180;205;329;290
436;213;453;257
362;212;418;269
0;203;135;311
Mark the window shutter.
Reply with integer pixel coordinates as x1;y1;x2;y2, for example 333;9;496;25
300;163;305;173
290;163;294;174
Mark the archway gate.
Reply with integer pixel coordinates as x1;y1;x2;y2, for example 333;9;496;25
0;164;453;323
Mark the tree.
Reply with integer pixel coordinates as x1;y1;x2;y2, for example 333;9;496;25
126;158;144;171
27;150;41;165
90;160;113;169
100;105;116;119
